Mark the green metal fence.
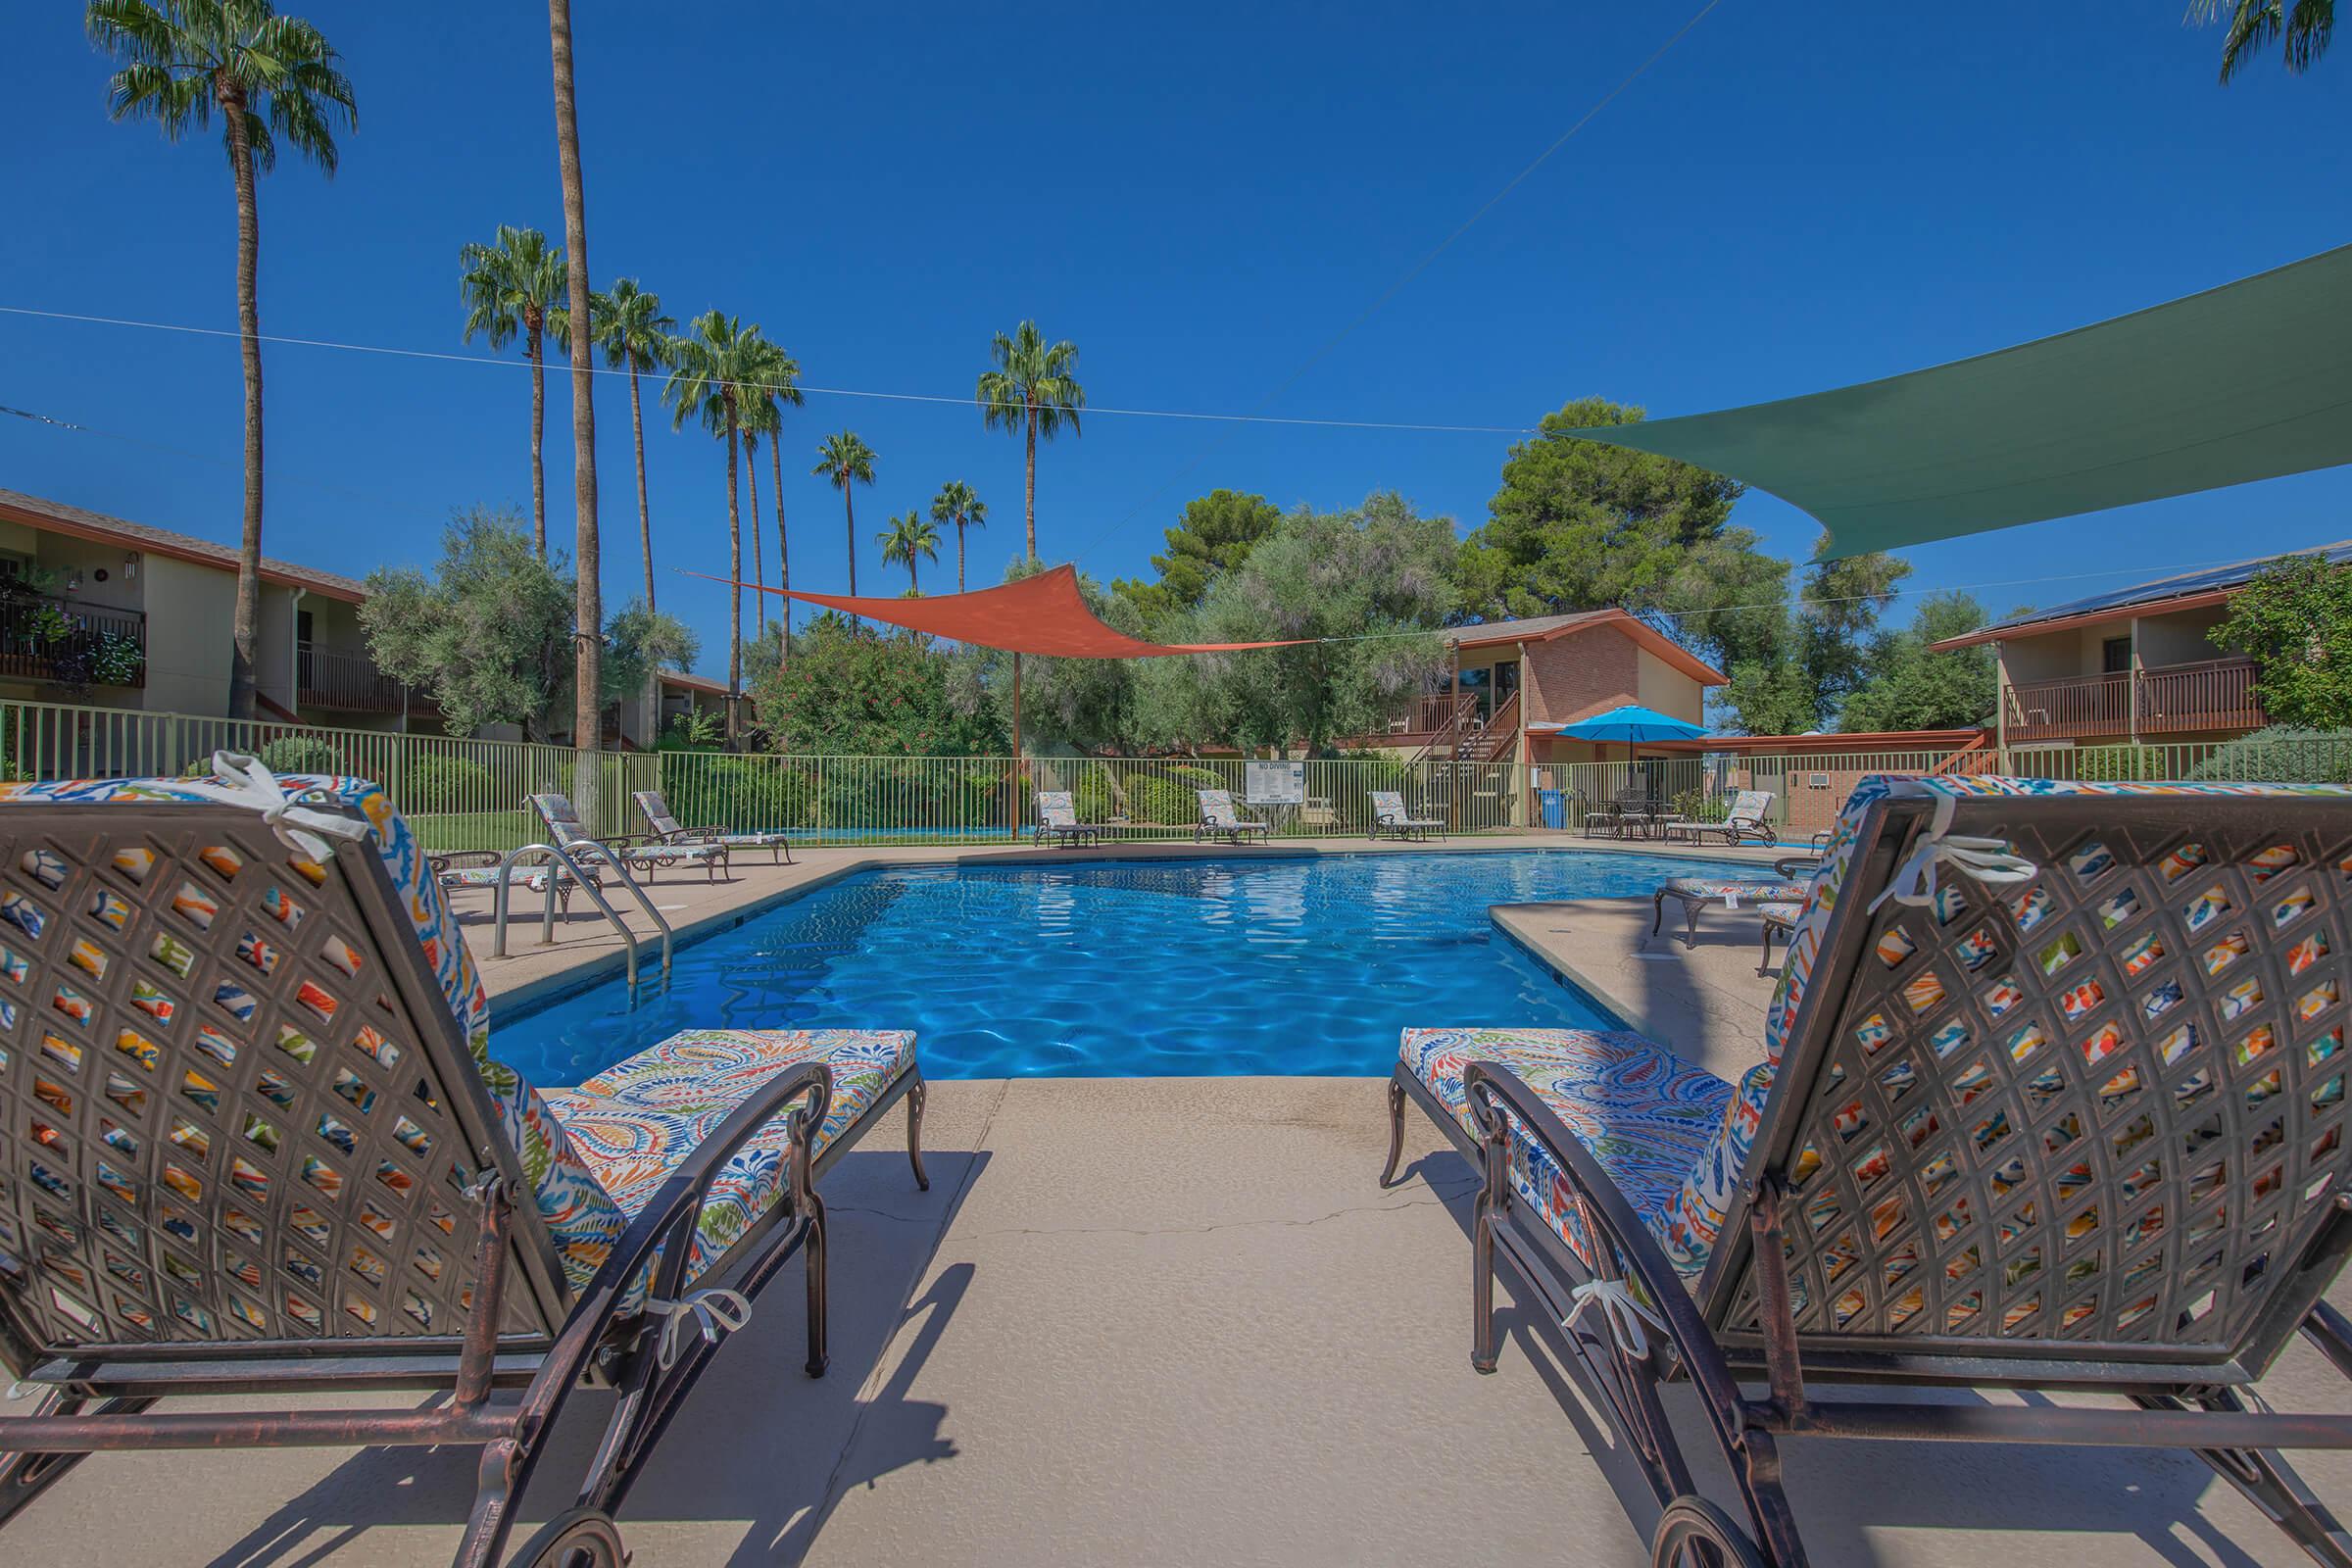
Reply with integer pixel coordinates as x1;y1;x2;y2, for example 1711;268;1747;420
652;751;1536;845
9;693;2349;856
0;698;657;850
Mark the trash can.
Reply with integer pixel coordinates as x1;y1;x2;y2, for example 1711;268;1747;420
1538;788;1566;831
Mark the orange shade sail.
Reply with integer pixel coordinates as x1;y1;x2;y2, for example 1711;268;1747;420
685;564;1310;658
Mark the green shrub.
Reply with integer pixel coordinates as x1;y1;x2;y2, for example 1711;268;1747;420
2188;727;2352;785
405;755;498;815
1071;767;1118;823
1125;773;1200;825
257;735;339;776
2067;745;2168;783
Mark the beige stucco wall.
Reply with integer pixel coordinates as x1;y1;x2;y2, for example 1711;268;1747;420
255;585;301;714
2134;606;2230;667
137;555;235;715
1634;650;1704;724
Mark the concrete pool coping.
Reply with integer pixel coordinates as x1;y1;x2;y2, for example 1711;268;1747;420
466;830;1798;1015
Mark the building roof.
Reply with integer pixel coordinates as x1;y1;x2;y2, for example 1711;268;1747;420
1926;539;2352;652
660;669;734;696
0;488;368;603
1642;728;1987;755
1446;608;1728;687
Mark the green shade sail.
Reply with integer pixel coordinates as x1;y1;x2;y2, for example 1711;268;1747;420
1567;245;2352;560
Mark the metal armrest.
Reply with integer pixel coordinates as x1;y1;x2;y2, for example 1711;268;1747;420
431;850;502;872
1772;855;1822;881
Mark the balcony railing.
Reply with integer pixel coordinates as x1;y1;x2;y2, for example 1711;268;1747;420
1387;691;1481;736
2003;658;2265;744
0;593;146;688
297;640;408;714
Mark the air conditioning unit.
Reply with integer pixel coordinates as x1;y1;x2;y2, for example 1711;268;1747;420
1806;773;1831;789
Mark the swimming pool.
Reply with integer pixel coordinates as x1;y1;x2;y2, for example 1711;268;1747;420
494;849;1760;1082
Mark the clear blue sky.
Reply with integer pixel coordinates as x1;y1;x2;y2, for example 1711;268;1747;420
3;3;2347;683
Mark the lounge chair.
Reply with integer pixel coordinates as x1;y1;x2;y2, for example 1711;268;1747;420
1033;789;1106;849
430;847;576;913
1674;789;1777;848
1385;774;2352;1567
1368;789;1445;843
0;755;926;1565
530;789;729;884
1754;899;1801;974
1195;788;1270;845
1649;855;1821;949
633;787;795;865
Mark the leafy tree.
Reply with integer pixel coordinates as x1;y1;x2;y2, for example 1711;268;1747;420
460;225;566;554
602;601;700;703
812;430;877;596
1133;494;1456;755
953;560;1144;753
584;279;674;610
1113;489;1283;625
2189;0;2334;79
361;508;574;740
976;321;1084;561
878;511;941;594
1838;592;1998;733
749;616;1006;757
664;311;762;727
87;0;356;721
2210;554;2352;727
931;479;987;592
1717;544;1911;734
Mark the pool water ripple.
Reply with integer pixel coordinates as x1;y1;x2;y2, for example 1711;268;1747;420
495;850;1758;1083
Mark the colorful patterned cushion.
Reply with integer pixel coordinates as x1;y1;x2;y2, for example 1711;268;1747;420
0;772;632;1296
439;865;560;893
1757;901;1803;924
1370;790;1440;824
1198;789;1261;826
540;1029;915;1279
1401;1027;1735;1270
714;832;791;848
1660;877;1810;905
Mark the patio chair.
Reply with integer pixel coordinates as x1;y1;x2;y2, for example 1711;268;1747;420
1033;789;1106;850
0;757;928;1566
1753;899;1803;975
1677;789;1778;848
429;847;576;914
1367;789;1445;843
1195;788;1269;845
1650;855;1822;949
1586;785;1655;840
632;787;795;866
529;790;729;884
1385;774;2352;1567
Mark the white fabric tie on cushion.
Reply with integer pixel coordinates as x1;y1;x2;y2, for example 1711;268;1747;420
1868;791;2038;914
177;751;372;862
651;1287;754;1368
1566;1277;1670;1362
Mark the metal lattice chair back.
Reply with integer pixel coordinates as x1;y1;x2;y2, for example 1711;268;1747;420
0;800;564;1371
1702;781;2352;1379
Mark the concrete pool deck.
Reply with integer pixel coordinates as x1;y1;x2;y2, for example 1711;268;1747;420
16;837;2348;1563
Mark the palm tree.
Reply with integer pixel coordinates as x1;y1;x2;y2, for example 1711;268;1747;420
812;431;876;598
748;340;804;667
664;310;760;730
975;321;1084;561
460;224;566;555
547;0;602;786
586;279;673;610
741;402;769;631
2189;0;2334;78
930;480;987;593
86;0;355;722
878;512;940;595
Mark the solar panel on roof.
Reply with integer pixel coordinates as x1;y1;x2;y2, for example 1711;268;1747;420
1981;539;2352;634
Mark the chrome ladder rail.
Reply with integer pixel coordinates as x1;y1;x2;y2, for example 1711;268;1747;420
487;841;674;989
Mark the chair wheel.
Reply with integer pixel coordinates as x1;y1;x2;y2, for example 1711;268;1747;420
1650;1494;1765;1568
511;1505;628;1568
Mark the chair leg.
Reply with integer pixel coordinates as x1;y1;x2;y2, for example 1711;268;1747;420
1651;892;1668;938
2143;1391;2352;1566
906;1071;931;1192
803;1190;830;1379
1683;900;1702;950
1379;1071;1407;1188
1471;1189;1500;1374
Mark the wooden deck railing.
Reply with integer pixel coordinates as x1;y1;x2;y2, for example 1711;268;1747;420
2004;659;2264;743
0;594;147;688
297;640;409;714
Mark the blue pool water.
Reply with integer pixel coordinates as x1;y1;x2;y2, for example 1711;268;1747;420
495;850;1757;1082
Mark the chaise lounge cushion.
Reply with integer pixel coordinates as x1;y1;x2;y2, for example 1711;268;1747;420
1659;876;1810;906
541;1028;916;1278
1400;1027;1735;1268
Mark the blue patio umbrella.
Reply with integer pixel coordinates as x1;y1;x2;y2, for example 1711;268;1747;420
1545;704;1707;745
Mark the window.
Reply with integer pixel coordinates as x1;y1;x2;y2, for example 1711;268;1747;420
2101;636;2132;675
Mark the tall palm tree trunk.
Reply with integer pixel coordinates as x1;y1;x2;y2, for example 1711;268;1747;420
843;483;858;597
526;323;548;555
745;440;765;632
725;414;742;736
956;519;966;593
220;77;264;722
550;0;601;775
1023;405;1038;560
768;436;788;669
628;363;654;609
